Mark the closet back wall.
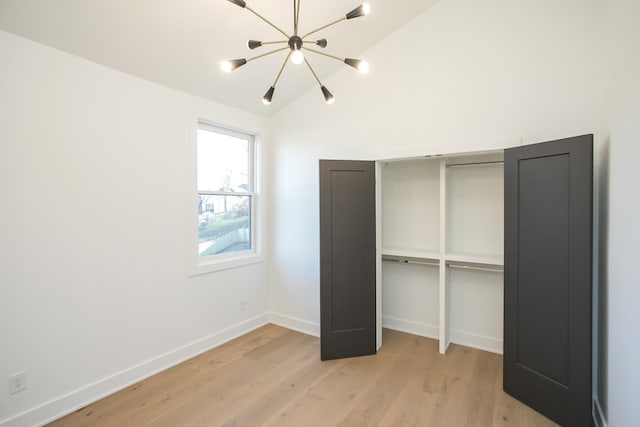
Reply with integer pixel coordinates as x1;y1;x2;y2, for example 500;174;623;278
268;0;600;336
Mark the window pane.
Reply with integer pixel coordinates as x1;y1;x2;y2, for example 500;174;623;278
197;128;249;192
198;195;251;256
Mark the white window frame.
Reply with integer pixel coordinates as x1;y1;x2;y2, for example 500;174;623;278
189;118;264;275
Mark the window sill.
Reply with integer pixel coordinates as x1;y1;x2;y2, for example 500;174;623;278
190;252;264;276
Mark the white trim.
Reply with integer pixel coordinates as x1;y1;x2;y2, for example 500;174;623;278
0;318;509;426
188;114;265;276
449;329;503;355
1;314;270;427
364;136;522;162
190;252;265;276
268;313;320;337
439;159;449;354
382;316;439;340
375;162;383;350
593;397;608;427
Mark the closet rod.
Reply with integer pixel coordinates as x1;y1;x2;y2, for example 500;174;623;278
383;258;439;267
447;263;504;273
446;160;504;168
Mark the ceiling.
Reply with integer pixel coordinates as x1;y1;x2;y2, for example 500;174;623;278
0;0;438;116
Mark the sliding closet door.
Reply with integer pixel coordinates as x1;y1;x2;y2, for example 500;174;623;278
319;160;376;360
504;135;592;426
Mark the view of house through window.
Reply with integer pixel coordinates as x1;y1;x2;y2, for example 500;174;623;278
197;123;254;258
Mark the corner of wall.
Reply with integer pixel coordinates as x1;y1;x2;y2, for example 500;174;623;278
268;313;320;338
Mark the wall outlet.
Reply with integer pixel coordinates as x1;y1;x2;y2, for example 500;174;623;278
240;299;246;311
9;371;27;395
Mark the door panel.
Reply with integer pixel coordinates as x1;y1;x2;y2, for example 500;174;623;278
504;135;592;426
320;160;376;360
517;153;570;385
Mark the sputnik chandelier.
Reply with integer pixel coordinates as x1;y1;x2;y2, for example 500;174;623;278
221;0;371;105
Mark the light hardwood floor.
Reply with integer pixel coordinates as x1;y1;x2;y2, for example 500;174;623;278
48;325;558;426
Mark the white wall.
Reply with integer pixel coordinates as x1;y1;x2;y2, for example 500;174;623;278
600;0;640;425
268;0;601;334
3;0;637;425
0;31;270;426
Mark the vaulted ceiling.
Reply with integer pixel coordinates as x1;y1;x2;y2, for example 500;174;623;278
0;0;439;115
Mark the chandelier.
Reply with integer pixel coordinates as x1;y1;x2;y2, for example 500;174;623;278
222;0;371;105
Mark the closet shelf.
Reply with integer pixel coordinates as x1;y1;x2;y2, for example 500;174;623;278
380;154;505;355
445;252;503;267
382;256;440;268
382;248;440;263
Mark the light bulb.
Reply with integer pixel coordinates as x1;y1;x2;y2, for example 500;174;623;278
262;86;275;105
221;61;233;73
321;86;334;104
220;58;247;73
291;50;305;65
344;58;369;73
346;3;371;19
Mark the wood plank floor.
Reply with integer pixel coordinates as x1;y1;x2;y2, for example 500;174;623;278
48;325;558;426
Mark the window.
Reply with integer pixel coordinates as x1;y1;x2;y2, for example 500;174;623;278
191;121;262;274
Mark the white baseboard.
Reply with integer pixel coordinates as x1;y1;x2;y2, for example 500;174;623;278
449;329;503;355
0;314;270;427
269;312;320;337
382;315;439;340
1;313;506;427
593;396;608;427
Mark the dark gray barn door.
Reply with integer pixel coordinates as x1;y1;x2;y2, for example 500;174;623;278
319;160;376;360
504;135;593;426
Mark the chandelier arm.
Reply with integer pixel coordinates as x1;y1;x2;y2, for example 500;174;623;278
303;57;322;86
301;17;346;39
302;47;343;62
272;52;292;87
247;46;289;63
248;39;288;50
302;38;327;48
295;0;301;35
245;6;290;38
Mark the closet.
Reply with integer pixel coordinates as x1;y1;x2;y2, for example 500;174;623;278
380;152;504;354
319;134;593;426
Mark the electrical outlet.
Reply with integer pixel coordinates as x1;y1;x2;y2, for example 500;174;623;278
9;372;27;395
240;299;246;311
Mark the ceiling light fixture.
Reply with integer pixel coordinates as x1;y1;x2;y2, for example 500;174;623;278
222;0;371;106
